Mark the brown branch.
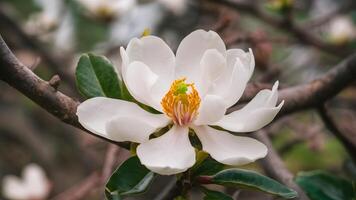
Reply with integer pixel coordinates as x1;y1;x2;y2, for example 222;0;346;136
101;144;121;183
51;172;101;200
0;35;130;149
231;53;356;116
303;1;355;28
317;105;356;162
207;0;350;57
0;8;75;87
253;130;310;200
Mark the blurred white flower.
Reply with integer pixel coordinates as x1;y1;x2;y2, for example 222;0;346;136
108;2;164;45
25;0;63;34
328;16;356;44
76;0;136;19
53;12;75;52
2;163;51;200
77;30;283;175
157;0;188;15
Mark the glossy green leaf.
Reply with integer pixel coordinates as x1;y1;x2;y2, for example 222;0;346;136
208;169;298;199
296;170;355;200
76;53;122;99
192;157;225;176
105;156;155;200
201;187;233;200
174;196;188;200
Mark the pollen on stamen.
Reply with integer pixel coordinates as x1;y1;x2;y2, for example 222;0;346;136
161;78;200;126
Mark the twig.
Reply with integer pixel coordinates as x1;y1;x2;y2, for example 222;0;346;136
303;2;354;28
51;172;101;200
232;53;356;116
317;105;356;162
0;8;75;86
207;0;350;57
253;130;310;200
0;35;130;150
101;144;121;183
154;178;178;200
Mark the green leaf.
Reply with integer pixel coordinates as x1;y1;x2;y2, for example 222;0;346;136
76;53;122;99
174;196;188;200
201;187;233;200
192;157;225;176
208;169;298;199
296;170;355;200
105;156;155;200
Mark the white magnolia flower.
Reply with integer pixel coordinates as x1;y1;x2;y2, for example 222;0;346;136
158;0;188;15
328;16;356;44
76;0;136;19
77;30;284;175
25;0;63;34
2;164;51;200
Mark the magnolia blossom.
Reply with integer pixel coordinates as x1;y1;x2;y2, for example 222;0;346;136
328;16;356;44
76;0;136;19
158;0;188;15
25;0;63;34
2;164;51;200
77;30;283;175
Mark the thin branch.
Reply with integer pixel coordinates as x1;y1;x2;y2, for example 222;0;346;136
51;172;101;200
0;35;130;149
0;8;75;86
154;178;178;200
232;53;356;116
101;144;121;183
253;130;310;200
317;105;356;162
303;1;355;28
207;0;350;56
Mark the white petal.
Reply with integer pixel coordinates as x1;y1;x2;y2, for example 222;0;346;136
175;30;226;83
223;49;255;107
106;115;165;143
137;126;195;175
198;49;226;96
223;58;249;107
200;49;226;81
194;95;226;126
121;48;170;108
23;164;49;199
120;47;129;78
2;176;29;200
194;126;267;166
77;97;169;141
229;48;255;80
208;49;238;97
213;81;283;132
124;61;161;110
126;36;175;81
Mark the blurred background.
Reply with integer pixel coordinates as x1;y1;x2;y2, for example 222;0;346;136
0;0;355;199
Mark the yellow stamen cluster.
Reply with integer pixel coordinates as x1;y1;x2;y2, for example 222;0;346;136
161;78;200;126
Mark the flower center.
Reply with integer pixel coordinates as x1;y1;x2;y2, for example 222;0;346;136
161;78;200;126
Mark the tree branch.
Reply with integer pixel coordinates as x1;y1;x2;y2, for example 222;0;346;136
231;53;356;116
0;35;130;149
253;130;310;200
317;105;356;162
207;0;350;56
51;172;101;200
0;9;75;86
